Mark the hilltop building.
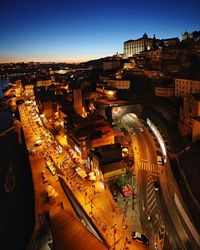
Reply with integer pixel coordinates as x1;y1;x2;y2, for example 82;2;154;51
124;33;154;57
124;33;179;58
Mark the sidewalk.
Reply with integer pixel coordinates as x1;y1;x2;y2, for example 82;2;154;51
159;157;200;249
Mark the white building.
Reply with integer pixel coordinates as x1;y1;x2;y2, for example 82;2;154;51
124;33;153;57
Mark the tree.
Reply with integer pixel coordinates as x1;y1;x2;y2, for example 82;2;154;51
117;175;126;189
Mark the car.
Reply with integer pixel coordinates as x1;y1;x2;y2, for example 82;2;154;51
185;146;190;151
153;181;160;191
132;231;149;245
139;127;144;132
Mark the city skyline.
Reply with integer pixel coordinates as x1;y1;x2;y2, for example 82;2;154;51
1;0;200;63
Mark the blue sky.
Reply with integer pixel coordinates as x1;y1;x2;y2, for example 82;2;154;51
1;0;200;63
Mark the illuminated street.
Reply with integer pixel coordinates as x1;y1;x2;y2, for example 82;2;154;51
0;81;198;250
18;99;146;250
120;113;197;249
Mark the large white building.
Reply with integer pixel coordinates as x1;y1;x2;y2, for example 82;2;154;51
124;33;154;57
124;34;179;58
175;76;200;97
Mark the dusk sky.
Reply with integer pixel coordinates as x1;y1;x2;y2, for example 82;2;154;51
1;0;200;63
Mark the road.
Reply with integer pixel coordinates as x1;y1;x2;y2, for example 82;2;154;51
120;113;186;250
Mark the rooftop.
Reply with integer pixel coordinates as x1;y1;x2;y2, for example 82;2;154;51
100;161;126;174
162;37;179;41
50;209;108;250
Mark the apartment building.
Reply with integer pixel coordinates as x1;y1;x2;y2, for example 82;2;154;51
180;93;200;127
106;80;130;90
175;76;200;97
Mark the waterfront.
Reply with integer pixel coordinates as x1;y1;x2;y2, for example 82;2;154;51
0;79;10;98
0;108;35;250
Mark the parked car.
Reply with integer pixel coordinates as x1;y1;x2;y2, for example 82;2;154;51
153;181;160;191
132;231;149;245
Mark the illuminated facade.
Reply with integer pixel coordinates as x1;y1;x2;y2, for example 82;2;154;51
96;85;117;100
175;76;200;97
140;49;162;61
91;144;125;180
124;33;153;57
36;79;52;87
106;80;130;90
24;84;34;96
154;85;175;97
64;114;114;160
192;117;200;142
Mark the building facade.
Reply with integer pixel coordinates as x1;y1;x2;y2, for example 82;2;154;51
140;49;162;61
102;60;121;71
36;79;52;87
96;84;117;100
106;80;130;90
192;117;200;142
154;85;175;97
124;33;154;57
175;76;200;97
64;113;114;160
162;37;179;47
73;88;83;115
180;94;200;127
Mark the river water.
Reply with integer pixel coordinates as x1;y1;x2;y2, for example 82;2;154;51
0;79;10;98
0;102;35;249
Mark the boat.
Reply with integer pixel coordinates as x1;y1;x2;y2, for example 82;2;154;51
5;164;15;193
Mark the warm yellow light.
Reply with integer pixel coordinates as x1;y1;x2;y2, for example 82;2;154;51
81;107;87;118
107;91;114;96
89;102;95;111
